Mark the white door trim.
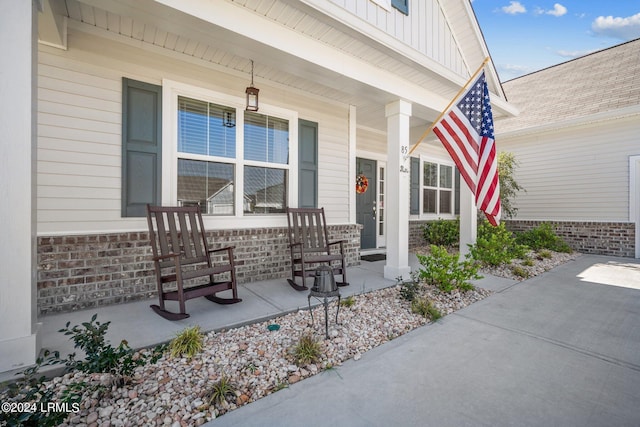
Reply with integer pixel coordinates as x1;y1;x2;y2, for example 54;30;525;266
630;155;640;258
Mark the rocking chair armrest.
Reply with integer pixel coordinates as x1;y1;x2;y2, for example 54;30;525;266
288;241;303;249
208;246;235;254
327;240;347;247
153;252;182;262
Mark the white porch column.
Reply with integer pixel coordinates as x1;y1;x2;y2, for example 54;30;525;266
0;0;40;373
459;181;478;257
384;100;412;281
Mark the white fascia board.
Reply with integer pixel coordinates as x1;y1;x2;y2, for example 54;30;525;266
154;0;449;114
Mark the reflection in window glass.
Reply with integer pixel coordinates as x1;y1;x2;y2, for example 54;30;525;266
244;166;288;214
244;112;289;164
178;97;235;158
440;165;452;189
423;189;437;213
424;162;438;187
440;190;452;214
177;159;235;215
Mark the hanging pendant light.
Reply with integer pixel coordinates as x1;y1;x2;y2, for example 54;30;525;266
245;60;259;112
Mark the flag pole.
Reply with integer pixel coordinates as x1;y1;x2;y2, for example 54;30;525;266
406;57;490;158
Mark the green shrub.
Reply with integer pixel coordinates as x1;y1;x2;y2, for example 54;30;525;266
515;223;572;253
537;249;553;259
59;314;164;379
422;218;459;247
206;375;237;405
521;257;535;266
169;325;203;359
398;278;420;302
416;245;480;293
411;297;442;321
340;296;356;308
292;333;322;366
469;222;528;267
511;265;530;278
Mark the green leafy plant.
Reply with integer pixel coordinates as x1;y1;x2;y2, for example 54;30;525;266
416;245;480;293
511;265;530;278
168;325;204;359
291;333;322;366
498;152;525;219
340;296;356;308
515;223;572;253
469;221;528;267
59;314;163;379
0;350;75;427
521;257;535;266
537;249;553;259
398;277;420;302
422;218;460;247
206;375;236;405
411;297;442;321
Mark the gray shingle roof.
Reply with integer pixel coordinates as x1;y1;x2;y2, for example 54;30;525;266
495;38;640;133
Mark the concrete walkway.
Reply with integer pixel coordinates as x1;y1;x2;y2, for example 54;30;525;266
205;255;640;427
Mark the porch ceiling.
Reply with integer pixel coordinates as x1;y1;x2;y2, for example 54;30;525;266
46;0;513;131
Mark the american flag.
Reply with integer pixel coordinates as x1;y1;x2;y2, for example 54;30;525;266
432;71;501;225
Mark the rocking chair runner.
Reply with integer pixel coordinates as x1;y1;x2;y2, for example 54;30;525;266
146;205;241;320
286;207;349;291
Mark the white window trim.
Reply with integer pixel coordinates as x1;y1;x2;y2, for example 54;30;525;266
162;79;298;228
419;155;457;220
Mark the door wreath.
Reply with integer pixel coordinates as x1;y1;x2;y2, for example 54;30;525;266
356;173;369;194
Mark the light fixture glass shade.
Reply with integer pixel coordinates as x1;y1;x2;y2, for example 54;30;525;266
245;86;259;111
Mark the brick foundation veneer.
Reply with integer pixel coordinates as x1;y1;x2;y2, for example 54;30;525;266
410;219;636;258
38;224;361;315
505;220;635;258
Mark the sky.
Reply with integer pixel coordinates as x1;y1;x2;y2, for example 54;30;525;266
470;1;640;81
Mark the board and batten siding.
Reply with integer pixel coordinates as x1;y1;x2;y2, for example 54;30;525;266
37;30;351;234
498;116;639;222
330;0;466;76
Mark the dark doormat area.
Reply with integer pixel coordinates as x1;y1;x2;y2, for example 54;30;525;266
361;253;386;262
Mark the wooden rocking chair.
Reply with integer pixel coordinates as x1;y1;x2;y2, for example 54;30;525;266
146;205;241;320
286;207;349;291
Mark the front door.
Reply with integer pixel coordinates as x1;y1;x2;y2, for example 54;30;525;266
356;158;377;249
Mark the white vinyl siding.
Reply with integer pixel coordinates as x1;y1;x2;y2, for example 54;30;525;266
330;0;466;75
498;118;639;222
37;31;351;233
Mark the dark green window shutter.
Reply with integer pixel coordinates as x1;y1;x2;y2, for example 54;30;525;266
298;119;318;208
122;78;162;217
392;0;409;15
410;156;420;214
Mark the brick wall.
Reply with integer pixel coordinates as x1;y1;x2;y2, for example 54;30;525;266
37;224;361;315
410;219;636;258
506;220;635;258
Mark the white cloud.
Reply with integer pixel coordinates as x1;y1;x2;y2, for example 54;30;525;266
501;1;526;15
592;13;640;40
546;3;567;17
556;49;596;58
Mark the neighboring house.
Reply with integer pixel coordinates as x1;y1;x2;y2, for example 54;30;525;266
1;0;517;373
496;38;640;259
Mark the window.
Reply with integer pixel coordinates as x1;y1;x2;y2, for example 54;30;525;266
175;93;291;216
422;161;454;216
392;0;409;15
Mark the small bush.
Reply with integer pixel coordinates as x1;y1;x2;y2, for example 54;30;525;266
340;296;356;308
515;223;572;253
537;249;553;259
511;265;530;278
292;333;322;366
469;222;528;267
521;257;535;266
422;218;459;247
398;279;420;302
207;375;236;405
416;245;480;293
59;314;163;378
411;297;442;321
169;325;203;359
